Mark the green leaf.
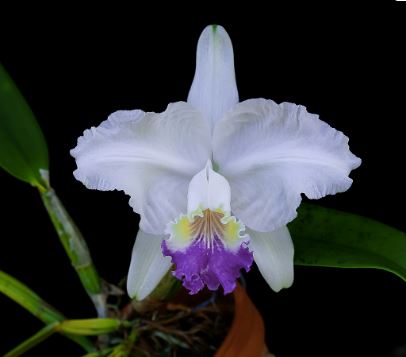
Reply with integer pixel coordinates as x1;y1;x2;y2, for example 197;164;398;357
290;203;406;281
0;63;48;188
3;322;58;357
81;348;114;357
0;270;65;323
0;270;94;352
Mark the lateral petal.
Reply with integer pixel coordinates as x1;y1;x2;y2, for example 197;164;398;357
213;99;361;232
71;102;211;234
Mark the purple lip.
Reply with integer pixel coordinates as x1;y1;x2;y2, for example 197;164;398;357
162;234;253;295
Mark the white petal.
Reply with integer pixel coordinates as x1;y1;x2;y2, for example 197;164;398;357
187;25;239;130
248;226;294;292
127;230;172;300
71;102;211;234
187;161;231;214
213;99;361;232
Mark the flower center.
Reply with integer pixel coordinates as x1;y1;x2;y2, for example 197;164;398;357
169;208;246;252
161;162;253;295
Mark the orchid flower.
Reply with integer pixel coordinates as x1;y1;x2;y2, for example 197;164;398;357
71;25;361;300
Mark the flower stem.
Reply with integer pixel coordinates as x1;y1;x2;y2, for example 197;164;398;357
39;187;106;318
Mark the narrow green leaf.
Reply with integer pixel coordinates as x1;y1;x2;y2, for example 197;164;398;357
0;270;64;323
3;322;58;357
0;63;48;188
0;270;94;352
290;203;406;281
81;348;114;357
95;328;138;357
106;345;129;357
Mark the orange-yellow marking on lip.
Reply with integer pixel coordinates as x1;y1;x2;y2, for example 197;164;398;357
172;216;192;243
168;209;246;251
222;217;242;245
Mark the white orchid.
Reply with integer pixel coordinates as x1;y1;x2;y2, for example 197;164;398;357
71;25;361;300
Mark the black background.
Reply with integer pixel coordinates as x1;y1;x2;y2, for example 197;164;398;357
0;6;405;357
